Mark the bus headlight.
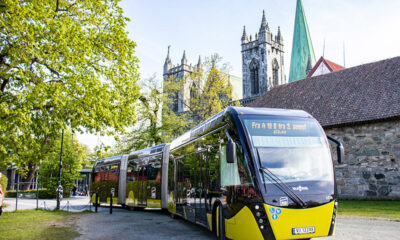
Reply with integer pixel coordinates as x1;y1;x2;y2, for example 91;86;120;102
255;204;260;210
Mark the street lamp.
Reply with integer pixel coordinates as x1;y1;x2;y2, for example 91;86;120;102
56;129;64;210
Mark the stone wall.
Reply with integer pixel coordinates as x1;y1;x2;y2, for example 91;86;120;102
325;119;400;199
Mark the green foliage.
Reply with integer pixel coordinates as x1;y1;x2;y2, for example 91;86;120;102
39;130;88;197
338;200;400;220
0;0;140;174
116;76;186;153
0;173;8;195
86;143;115;166
164;53;240;125
5;188;58;199
117;54;239;153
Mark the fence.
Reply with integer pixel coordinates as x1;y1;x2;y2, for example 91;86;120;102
11;182;93;212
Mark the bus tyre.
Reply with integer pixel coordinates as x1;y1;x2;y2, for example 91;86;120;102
170;213;177;219
218;206;226;240
0;206;2;216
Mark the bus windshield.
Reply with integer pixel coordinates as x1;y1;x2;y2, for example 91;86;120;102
242;116;334;184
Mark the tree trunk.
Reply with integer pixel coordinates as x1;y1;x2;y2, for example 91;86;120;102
22;163;37;190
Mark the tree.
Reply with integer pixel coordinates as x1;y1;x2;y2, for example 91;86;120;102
0;0;140;185
164;53;239;125
116;76;186;153
39;130;88;197
118;54;239;153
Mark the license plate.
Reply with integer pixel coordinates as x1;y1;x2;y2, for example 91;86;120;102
292;226;315;235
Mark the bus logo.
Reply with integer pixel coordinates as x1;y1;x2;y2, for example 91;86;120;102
269;207;282;220
292;185;309;192
280;197;288;206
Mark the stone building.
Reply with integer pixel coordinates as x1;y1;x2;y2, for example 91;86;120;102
241;11;286;105
250;56;400;200
163;46;202;113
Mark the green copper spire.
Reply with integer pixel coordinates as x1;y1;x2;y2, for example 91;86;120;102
289;0;316;82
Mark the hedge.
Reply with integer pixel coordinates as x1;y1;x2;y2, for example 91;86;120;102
5;189;69;199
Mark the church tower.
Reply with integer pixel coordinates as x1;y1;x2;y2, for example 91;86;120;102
163;47;201;113
241;11;286;100
289;0;316;82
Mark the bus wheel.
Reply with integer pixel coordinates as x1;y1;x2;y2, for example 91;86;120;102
170;213;177;219
217;205;226;240
0;207;2;216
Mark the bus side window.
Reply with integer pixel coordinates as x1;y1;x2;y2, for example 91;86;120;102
220;144;241;187
208;145;220;191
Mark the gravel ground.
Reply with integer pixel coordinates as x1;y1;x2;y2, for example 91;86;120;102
4;197;400;239
73;207;400;240
74;207;215;240
325;217;400;240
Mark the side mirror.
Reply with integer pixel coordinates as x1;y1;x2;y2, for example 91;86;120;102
327;136;345;164
226;138;236;163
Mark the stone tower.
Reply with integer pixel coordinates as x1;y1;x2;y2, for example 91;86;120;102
241;11;286;100
163;46;201;113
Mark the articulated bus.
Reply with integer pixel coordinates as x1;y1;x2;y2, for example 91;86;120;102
91;107;344;240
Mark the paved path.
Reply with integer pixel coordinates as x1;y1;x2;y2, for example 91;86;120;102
73;207;400;240
74;208;215;240
4;198;400;239
325;217;400;240
3;196;92;212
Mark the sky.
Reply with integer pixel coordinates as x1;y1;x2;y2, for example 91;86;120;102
78;0;400;150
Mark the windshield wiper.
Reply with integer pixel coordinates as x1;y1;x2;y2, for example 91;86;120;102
257;150;307;208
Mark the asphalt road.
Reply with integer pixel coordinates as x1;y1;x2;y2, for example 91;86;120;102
74;207;215;240
4;198;400;239
74;207;400;240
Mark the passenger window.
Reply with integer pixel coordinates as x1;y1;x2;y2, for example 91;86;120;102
220;145;241;187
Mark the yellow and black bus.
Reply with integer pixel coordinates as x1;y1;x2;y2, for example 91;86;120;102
91;107;343;240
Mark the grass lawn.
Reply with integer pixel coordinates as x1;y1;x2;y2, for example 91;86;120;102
0;210;89;240
338;200;400;220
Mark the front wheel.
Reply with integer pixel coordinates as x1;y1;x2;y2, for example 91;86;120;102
217;205;226;240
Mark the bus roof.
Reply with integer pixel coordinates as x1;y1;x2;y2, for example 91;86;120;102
170;107;313;150
94;155;124;166
129;143;166;159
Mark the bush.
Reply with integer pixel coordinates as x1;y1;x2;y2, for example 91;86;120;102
4;189;65;199
0;174;8;195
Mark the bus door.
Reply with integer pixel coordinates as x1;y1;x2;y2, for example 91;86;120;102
176;158;184;216
195;150;208;225
138;163;148;206
146;154;162;208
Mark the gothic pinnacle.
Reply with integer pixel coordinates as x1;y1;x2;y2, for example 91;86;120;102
164;45;171;65
181;50;187;65
277;26;283;42
260;10;269;32
197;55;202;68
242;26;247;39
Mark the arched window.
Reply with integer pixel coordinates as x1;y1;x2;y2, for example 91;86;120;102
190;83;197;99
272;59;279;86
174;91;179;112
250;59;259;94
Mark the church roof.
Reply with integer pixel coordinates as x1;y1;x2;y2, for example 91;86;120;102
289;0;316;83
307;56;345;78
250;56;400;127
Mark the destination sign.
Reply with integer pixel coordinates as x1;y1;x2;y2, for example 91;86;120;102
243;118;325;148
249;121;307;135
